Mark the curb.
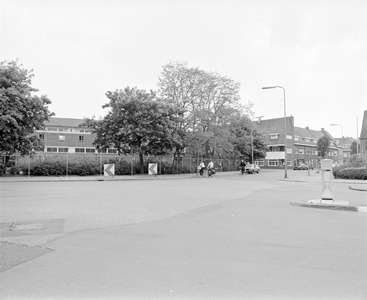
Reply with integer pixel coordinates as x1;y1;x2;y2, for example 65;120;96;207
289;202;367;212
349;186;367;192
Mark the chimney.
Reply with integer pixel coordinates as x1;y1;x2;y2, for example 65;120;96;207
306;126;309;130
321;128;324;132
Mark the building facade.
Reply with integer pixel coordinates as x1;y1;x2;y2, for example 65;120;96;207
334;137;360;164
35;117;118;155
255;116;338;168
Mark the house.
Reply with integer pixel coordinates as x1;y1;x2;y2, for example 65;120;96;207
35;117;117;155
255;116;338;168
334;137;360;164
360;110;367;160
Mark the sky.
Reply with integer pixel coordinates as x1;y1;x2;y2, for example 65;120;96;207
1;0;366;139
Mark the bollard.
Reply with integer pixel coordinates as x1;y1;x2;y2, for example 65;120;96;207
320;159;333;204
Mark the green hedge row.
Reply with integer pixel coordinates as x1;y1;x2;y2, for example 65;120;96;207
2;158;193;176
335;167;367;180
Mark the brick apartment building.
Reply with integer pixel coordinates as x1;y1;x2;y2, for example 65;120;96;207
255;116;338;168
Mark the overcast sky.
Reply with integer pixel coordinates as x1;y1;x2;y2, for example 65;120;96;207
1;0;366;139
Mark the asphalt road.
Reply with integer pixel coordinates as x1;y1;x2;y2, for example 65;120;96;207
0;170;366;299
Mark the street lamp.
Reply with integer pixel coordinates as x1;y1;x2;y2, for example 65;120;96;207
251;116;263;164
262;86;287;178
330;124;343;137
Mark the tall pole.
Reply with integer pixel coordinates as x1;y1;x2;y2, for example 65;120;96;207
251;116;263;165
262;86;287;178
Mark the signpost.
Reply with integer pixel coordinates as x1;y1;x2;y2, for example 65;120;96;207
320;159;333;204
148;163;157;176
104;164;115;177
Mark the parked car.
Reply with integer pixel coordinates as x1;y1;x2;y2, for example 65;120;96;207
245;164;260;174
294;163;310;170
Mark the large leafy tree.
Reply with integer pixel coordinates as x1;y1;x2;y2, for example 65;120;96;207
0;60;53;157
158;61;249;158
84;87;178;174
316;135;330;158
229;116;268;161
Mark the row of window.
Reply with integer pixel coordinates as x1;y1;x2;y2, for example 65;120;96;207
269;134;318;144
39;134;86;142
256;159;293;167
44;128;93;133
46;147;117;154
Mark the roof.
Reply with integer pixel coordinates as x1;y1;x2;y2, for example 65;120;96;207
256;116;293;144
45;117;86;128
360;110;367;139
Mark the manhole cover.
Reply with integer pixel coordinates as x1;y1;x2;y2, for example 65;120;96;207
10;223;44;231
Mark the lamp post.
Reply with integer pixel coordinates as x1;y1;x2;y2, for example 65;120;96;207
262;86;287;178
330;123;343;137
251;116;263;164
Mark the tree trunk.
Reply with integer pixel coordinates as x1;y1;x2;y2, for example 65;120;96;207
139;152;144;174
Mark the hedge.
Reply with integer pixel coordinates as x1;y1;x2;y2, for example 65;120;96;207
335;167;367;180
3;157;193;176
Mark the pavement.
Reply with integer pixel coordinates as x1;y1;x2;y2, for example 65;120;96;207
1;169;366;189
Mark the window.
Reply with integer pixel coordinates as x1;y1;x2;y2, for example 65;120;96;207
39;134;45;139
287;160;292;166
343;152;348;158
311;150;315;155
304;138;310;142
59;135;65;141
107;148;117;154
46;147;57;152
78;136;84;142
58;148;68;152
299;148;304;154
287;147;292;154
286;135;292;140
313;139;317;144
75;148;85;153
270;134;279;140
86;148;95;153
255;160;264;166
58;128;64;132
294;136;299;141
268;160;278;166
294;149;299;154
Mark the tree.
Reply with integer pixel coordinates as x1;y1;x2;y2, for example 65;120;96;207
0;60;53;158
229;116;268;160
350;141;358;154
158;61;248;159
316;135;330;159
84;87;177;174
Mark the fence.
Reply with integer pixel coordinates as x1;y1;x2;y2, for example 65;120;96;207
5;153;244;176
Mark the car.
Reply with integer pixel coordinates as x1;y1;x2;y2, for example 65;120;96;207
294;163;309;170
245;164;260;174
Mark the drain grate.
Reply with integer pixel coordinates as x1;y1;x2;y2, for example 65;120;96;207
10;223;44;231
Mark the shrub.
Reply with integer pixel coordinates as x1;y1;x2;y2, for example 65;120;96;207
332;165;348;178
336;167;367;180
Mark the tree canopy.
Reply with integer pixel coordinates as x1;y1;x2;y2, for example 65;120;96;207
84;87;178;173
158;61;260;159
0;60;53;156
316;135;330;158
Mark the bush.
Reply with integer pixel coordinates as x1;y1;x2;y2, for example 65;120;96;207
333;165;348;178
336;167;367;180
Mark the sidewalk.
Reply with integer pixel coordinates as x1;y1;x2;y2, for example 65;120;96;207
280;171;367;191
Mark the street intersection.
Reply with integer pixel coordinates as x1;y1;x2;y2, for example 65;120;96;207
1;169;366;299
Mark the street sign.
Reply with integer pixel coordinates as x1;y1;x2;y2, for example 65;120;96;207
104;164;115;177
148;163;157;175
